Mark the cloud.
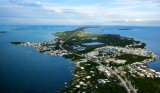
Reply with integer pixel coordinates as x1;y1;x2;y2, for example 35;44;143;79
0;0;160;25
111;0;160;8
126;19;160;22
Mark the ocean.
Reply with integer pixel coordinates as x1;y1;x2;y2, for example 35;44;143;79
0;25;160;93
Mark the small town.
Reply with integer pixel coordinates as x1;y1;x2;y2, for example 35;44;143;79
1;0;160;93
15;27;160;93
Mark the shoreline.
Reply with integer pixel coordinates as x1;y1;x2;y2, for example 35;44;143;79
11;26;160;93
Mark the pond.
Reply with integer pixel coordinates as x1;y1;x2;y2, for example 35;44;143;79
82;42;104;46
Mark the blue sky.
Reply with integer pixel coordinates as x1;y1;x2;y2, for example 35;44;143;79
0;0;160;25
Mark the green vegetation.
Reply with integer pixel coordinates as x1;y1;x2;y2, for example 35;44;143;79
61;61;126;93
132;77;160;93
123;70;160;93
63;54;84;61
116;54;151;64
55;30;146;54
56;27;158;93
11;42;24;45
11;27;159;93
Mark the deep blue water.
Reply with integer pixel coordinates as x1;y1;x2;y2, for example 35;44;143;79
0;25;160;93
0;25;78;93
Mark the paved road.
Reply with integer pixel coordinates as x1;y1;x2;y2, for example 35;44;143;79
59;26;92;57
59;26;89;50
115;68;137;93
58;26;137;93
104;66;131;93
96;62;137;93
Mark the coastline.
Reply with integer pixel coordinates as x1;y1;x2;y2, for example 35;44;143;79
11;26;160;93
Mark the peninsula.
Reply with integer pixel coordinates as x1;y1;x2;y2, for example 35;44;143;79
12;26;160;93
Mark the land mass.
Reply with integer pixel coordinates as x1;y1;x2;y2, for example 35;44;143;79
12;26;160;93
118;29;132;30
0;31;6;33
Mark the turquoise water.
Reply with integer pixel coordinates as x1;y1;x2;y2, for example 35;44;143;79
0;25;160;93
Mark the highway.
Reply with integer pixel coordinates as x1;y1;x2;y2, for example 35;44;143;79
58;26;137;93
96;61;137;93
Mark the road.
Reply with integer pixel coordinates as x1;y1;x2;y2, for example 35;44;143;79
115;68;137;93
95;61;137;93
59;26;92;57
58;26;137;93
59;26;89;50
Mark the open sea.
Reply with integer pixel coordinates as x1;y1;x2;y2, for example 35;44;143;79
0;25;160;93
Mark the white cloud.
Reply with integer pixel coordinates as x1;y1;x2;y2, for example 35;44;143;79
0;0;160;25
111;0;160;8
126;19;160;22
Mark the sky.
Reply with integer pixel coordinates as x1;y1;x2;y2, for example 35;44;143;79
0;0;160;25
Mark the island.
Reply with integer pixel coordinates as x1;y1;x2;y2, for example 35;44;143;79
0;31;6;33
118;29;132;30
12;26;160;93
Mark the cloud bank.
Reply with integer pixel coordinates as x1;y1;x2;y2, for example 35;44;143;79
0;0;160;25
